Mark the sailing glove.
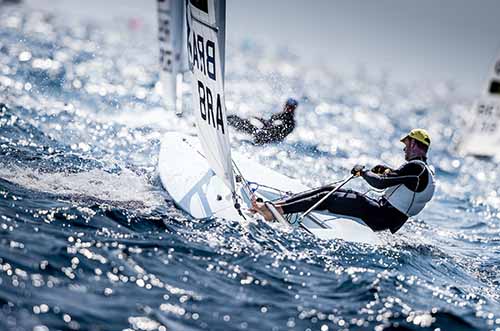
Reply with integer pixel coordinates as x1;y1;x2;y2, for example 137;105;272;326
371;164;391;174
351;164;366;177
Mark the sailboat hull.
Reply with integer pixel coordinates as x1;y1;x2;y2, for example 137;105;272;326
159;132;381;245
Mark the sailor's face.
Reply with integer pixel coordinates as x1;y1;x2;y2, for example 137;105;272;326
403;138;412;160
284;104;296;113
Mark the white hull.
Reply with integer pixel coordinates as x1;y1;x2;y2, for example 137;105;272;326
159;132;381;245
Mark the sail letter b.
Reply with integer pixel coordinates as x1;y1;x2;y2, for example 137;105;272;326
206;40;216;80
198;80;207;120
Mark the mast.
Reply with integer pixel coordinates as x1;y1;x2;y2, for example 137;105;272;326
215;0;225;81
157;0;188;114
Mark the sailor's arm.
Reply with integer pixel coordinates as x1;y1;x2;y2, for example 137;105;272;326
245;116;263;123
245;116;268;129
362;171;414;189
351;163;422;190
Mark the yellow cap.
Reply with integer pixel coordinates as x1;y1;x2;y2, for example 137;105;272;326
400;128;431;146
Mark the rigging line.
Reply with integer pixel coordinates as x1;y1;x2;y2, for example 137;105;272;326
231;160;252;193
291;179;347;195
232;161;289;196
236;177;291;197
231;159;285;202
271;178;348;203
211;203;249;219
298;221;314;234
231;160;254;205
305;213;329;229
255;183;290;198
230;160;253;220
246;176;350;200
180;135;207;160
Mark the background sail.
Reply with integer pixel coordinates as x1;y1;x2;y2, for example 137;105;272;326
460;52;500;158
157;0;188;114
187;0;235;193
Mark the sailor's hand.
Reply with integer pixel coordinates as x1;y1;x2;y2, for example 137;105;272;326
250;196;275;221
371;164;391;174
250;195;263;212
351;164;366;177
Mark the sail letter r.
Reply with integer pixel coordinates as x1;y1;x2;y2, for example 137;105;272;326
206;86;216;127
196;35;205;76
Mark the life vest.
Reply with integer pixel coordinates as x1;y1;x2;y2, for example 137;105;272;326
383;160;435;216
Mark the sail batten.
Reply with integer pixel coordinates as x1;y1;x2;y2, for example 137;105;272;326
187;0;235;193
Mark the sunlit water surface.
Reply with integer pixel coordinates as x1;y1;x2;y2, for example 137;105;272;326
0;4;499;331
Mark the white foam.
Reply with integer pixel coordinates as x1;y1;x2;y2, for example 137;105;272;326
0;166;165;212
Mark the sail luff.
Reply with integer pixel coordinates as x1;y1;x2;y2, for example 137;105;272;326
216;0;225;83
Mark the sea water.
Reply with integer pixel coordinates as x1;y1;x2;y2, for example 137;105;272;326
0;4;499;331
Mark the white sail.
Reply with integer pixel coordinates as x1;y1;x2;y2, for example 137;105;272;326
460;53;500;158
157;0;189;114
186;0;235;193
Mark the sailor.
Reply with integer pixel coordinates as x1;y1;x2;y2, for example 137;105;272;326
251;129;436;234
227;98;298;144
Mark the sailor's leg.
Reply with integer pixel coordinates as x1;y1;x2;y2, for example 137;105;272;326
274;185;335;205
295;190;388;231
227;115;257;134
253;130;269;145
318;190;375;218
277;189;336;214
278;188;377;216
257;188;392;231
253;187;337;222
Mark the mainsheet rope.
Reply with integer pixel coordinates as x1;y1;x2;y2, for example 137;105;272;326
232;160;348;201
